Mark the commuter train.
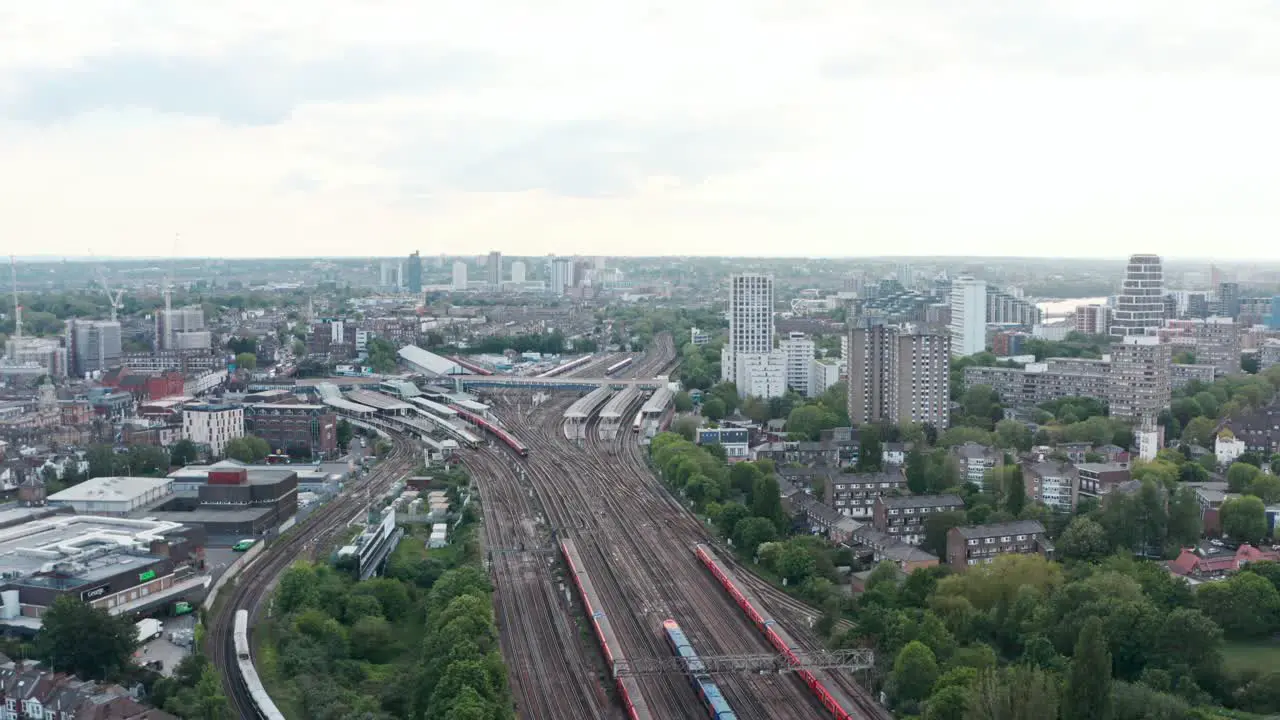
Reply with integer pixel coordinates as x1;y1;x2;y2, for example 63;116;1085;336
561;539;652;719
632;410;644;434
605;357;634;376
448;404;530;457
234;609;286;720
662;619;738;719
694;544;861;719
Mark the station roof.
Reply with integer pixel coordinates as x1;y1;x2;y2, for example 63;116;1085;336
600;387;640;419
398;345;462;376
323;397;377;415
565;386;614;419
642;387;674;414
346;390;413;411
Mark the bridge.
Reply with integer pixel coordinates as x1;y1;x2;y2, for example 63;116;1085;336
448;375;668;391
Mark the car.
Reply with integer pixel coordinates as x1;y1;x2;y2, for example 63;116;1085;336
232;539;257;552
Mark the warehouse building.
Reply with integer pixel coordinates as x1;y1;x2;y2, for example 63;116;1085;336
148;464;298;537
47;476;173;515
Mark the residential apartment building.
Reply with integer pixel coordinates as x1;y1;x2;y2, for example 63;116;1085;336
1261;338;1280;372
1074;304;1110;335
781;332;816;396
182;404;244;457
1218;404;1280;455
873;494;965;544
810;359;842;397
829;470;908;519
965;354;1197;410
721;273;775;387
487;250;502;287
946;520;1049;571
451;261;469;291
406;250;422;293
736;352;787;398
953;442;1002;489
1162;317;1240;376
986;288;1042;326
949;277;987;356
67;319;122;376
1110;253;1165;339
847;323;950;429
1023;460;1078;511
1075;462;1133;501
1108;336;1172;423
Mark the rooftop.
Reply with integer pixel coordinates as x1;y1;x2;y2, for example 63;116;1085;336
880;493;964;509
47;476;171;504
398;345;463;376
953;520;1047;539
0;514;187;580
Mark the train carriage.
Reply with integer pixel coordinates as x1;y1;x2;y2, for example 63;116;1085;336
662;619;738;720
234;609;287;720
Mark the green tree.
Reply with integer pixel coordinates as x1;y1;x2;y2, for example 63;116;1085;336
1180;416;1217;449
857;424;883;471
169;438;200;466
994;420;1032;451
35;596;138;680
1227;461;1262;493
1197;570;1280;640
1003;464;1026;516
1166;486;1203;547
787;404;837;440
1057;517;1111;563
1250;474;1280;504
1063;616;1113;720
751;475;784;527
964;665;1059;720
923;511;968;559
713;502;750;538
892;641;939;708
702;397;727;421
729;462;763;496
733;517;777;554
336;419;353;449
674;391;694;412
224;436;271;462
906;448;929;494
349;615;396;663
1220;495;1267;545
671;416;699;441
235;351;257;370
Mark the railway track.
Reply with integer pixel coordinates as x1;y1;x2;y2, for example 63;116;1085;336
206;434;418;719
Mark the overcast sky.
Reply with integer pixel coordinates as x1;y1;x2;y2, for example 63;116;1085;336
1;2;1278;259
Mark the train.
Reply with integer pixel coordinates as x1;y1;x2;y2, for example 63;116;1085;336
632;410;644;433
605;357;634;376
560;539;652;720
662;619;738;719
537;353;595;378
448;404;529;457
449;355;493;375
694;544;862;720
234;609;286;720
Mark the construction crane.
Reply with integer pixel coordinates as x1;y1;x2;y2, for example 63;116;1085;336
87;249;125;322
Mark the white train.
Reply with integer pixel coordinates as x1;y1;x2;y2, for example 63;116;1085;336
234;609;286;720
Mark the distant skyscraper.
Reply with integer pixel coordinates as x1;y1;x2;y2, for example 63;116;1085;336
406;251;422;293
379;260;403;289
1218;282;1241;319
1110;254;1164;339
949;277;987;357
720;273;775;386
511;260;527;285
1074;304;1110;336
451;261;468;291
550;258;575;295
487;251;502;287
847;323;950;429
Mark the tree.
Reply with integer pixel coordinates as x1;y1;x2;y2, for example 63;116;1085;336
671;416;699;441
1227;461;1262;493
923;511;968;559
964;665;1059;720
751;475;784;527
787;404;837;440
1003;464;1026;516
1063;616;1113;720
1221;495;1267;545
906;448;928;494
733;517;777;554
674;391;694;412
224;436;271;462
234;351;257;370
1249;474;1280;504
1181;416;1217;449
36;596;138;680
336;419;353;449
960;385;1002;429
892;641;939;708
1166;486;1203;548
169;438;200;466
713;502;750;538
1057;517;1111;563
729;462;763;497
994;420;1032;451
1197;571;1280;640
702;397;726;422
857;424;883;472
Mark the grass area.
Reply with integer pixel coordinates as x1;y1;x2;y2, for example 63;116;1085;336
1222;640;1280;673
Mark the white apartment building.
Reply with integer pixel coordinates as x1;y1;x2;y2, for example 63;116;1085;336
182;404;245;457
510;260;527;284
451;261;469;291
721;273;775;387
736;352;787;398
550;258;576;295
949;277;987;357
690;327;710;346
810;358;842;397
1111;254;1164;339
781;332;815;396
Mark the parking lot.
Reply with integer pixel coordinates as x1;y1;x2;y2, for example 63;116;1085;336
134;613;196;677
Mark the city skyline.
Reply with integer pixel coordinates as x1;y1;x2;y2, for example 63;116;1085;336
2;3;1280;258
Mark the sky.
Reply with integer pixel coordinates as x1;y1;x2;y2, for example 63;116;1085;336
1;2;1279;259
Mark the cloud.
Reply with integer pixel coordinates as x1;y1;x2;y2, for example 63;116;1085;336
1;1;1280;258
1;49;496;126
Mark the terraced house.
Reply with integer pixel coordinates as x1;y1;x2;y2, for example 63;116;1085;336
0;659;176;719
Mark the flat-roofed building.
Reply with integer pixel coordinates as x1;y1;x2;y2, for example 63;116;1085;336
872;493;965;544
47;476;173;515
946;520;1049;572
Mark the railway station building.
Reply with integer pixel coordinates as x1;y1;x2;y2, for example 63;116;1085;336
0;510;208;634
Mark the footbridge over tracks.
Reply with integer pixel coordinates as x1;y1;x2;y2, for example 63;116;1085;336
449;375;668;392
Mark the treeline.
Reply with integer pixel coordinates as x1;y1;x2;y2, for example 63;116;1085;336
855;551;1280;718
260;519;512;719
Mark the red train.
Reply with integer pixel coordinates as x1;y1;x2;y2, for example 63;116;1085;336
448;404;529;457
561;539;652;720
449;356;493;375
694;543;867;720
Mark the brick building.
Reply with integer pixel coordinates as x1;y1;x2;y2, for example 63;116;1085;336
872;494;965;545
946;520;1050;571
243;403;338;458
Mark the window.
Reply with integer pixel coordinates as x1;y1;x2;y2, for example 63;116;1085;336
984;537;995;544
1000;536;1011;542
1017;534;1027;541
967;539;978;546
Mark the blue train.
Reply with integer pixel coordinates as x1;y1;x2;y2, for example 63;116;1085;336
662;618;738;719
